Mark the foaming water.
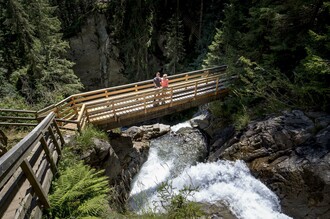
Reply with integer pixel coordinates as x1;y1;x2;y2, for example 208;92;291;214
167;160;291;219
129;147;174;196
170;121;192;132
129;123;291;219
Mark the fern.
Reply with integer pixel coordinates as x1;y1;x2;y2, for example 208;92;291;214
78;195;109;216
49;161;111;218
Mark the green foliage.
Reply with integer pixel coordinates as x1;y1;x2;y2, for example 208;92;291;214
164;14;185;75
50;0;98;38
107;0;155;81
155;182;202;219
292;26;330;111
48;161;111;219
0;0;83;107
74;125;108;151
0;96;29;110
203;0;330;120
232;110;250;130
202;28;226;67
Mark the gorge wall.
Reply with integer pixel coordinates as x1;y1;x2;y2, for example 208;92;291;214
67;13;127;91
204;110;330;219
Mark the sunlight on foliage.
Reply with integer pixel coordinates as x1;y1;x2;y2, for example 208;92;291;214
155;182;202;219
48;161;111;219
75;125;108;150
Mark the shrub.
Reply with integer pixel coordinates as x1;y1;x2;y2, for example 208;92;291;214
156;182;202;219
75;125;108;150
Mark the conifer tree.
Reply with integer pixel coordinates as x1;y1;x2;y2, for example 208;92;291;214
0;0;83;105
202;28;226;67
164;14;185;74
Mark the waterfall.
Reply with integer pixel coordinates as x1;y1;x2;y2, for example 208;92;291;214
129;122;291;219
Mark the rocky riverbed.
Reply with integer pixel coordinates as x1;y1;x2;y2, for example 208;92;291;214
71;109;329;218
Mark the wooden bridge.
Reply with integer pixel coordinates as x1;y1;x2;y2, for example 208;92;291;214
0;65;233;218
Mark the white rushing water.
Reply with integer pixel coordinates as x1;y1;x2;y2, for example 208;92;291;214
129;123;291;219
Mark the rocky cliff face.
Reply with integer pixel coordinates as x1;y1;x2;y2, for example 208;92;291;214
206;110;330;219
78;124;171;206
67;13;127;91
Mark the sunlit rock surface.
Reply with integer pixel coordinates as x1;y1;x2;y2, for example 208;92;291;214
68;13;126;90
208;110;330;219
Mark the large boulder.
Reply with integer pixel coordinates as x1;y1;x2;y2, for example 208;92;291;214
107;124;171;204
208;110;330;219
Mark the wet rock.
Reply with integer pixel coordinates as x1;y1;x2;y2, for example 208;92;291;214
107;124;170;205
124;123;170;140
208;110;330;219
197;201;237;219
190;112;212;129
81;137;111;165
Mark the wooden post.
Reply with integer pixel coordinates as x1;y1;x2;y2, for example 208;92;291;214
143;94;147;113
0;130;7;147
170;88;174;107
71;97;78;118
215;76;219;95
40;136;58;174
53;120;65;145
20;160;51;208
194;81;198;99
77;123;82;133
112;102;117;121
48;126;62;156
55;107;62;127
85;109;90;123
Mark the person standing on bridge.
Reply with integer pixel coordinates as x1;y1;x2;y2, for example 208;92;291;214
153;72;162;106
161;74;169;104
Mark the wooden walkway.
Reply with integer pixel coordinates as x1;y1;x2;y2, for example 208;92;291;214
0;65;233;218
0;65;232;132
0;113;64;219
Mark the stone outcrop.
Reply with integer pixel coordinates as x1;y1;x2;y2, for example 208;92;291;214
68;13;127;90
207;110;330;219
79;124;170;205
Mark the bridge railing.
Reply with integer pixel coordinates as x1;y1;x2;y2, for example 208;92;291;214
0;109;39;126
0;112;65;218
81;71;233;126
0;65;228;131
45;65;227;131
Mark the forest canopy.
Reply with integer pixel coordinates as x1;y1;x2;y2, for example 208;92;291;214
0;0;329;113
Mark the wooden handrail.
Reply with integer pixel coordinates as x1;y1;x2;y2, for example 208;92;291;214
84;73;229;122
0;65;230;132
0;109;38;127
0;65;232;219
83;73;225;107
0;109;37;113
0;112;65;218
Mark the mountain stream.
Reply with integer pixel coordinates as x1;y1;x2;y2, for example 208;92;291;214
128;121;291;219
